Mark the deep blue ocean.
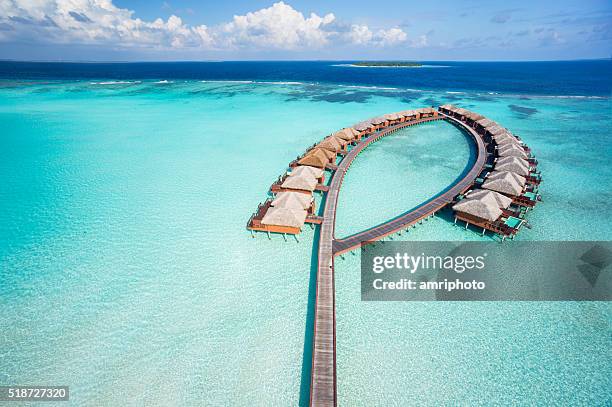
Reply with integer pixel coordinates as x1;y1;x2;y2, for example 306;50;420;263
1;59;610;96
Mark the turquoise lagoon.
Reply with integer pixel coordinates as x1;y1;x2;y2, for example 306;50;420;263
0;80;610;405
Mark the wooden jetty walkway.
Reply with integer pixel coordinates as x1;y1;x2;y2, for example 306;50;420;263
309;113;487;406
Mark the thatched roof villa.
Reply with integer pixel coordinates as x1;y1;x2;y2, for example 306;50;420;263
281;173;318;193
333;128;359;143
383;113;401;125
353;121;374;134
465;189;513;209
488;170;527;186
453;195;503;223
261;207;308;233
369;116;389;129
498;143;529;159
482;174;522;196
317;136;343;153
298;148;335;168
290;165;324;180
418;107;437;117
399;109;419;120
453;188;524;237
272;191;313;211
494;156;530;176
439;104;456;115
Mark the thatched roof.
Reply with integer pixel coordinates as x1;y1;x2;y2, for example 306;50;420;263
399;109;417;117
498;143;528;159
487;125;507;136
488;170;526;187
272;191;312;210
467;112;484;121
497;155;530;168
317;136;342;152
455;107;469;116
493;132;518;144
281;174;317;191
334;128;358;141
452;197;502;222
482;172;524;196
290;165;324;179
477;118;494;128
333;129;353;141
261;207;307;228
370;116;387;125
465;189;512;209
494;157;529;176
439;104;456;110
384;113;400;120
298;148;333;168
354;121;373;131
333;135;350;147
419;107;436;114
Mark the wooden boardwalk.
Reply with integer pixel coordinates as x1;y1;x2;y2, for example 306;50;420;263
310;115;479;406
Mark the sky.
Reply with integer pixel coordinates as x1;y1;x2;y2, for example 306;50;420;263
0;0;610;61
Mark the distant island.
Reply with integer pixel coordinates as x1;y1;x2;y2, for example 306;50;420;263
351;61;423;67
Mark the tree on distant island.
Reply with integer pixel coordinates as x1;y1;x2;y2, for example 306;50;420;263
352;61;422;67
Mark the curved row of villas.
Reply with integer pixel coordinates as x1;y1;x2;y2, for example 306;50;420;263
247;107;438;235
440;105;542;238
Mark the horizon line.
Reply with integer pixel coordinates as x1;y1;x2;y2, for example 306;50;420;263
0;57;610;64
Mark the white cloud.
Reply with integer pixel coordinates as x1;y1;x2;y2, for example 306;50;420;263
347;24;373;45
375;28;408;46
0;0;213;48
345;25;408;47
221;2;335;49
0;0;417;52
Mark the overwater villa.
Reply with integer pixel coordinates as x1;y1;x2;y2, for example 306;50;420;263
333;128;360;143
383;113;401;125
452;189;524;238
296;148;335;168
317;136;345;154
399;109;419;121
369;116;389;130
475;118;495;133
248;103;541;239
494;156;530;176
260;207;308;235
279;173;318;194
465;112;484;126
289;165;325;183
481;169;539;208
272;191;315;214
353;121;374;135
435;104;542;235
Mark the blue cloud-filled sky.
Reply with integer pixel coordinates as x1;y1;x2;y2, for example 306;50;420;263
0;0;610;61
